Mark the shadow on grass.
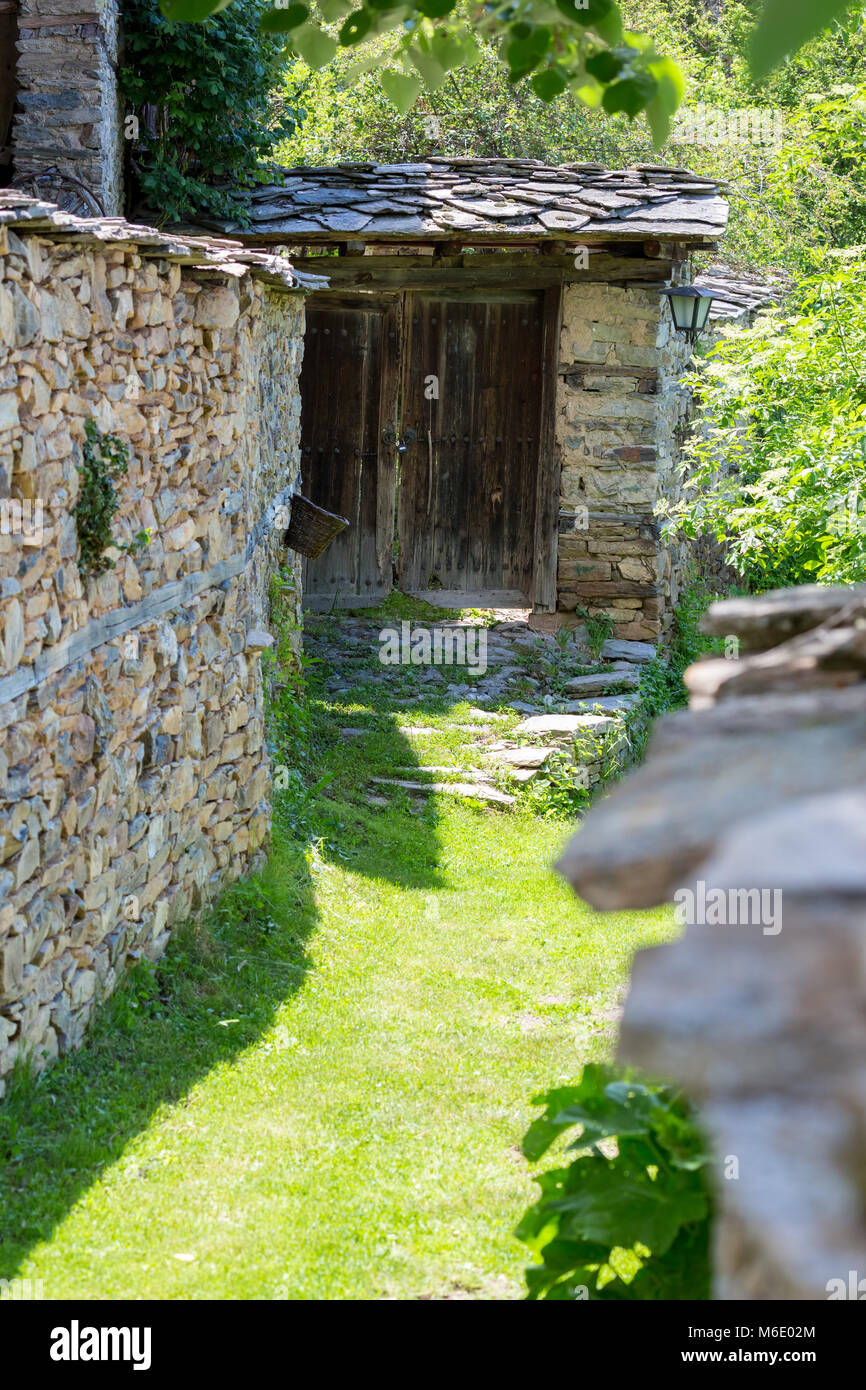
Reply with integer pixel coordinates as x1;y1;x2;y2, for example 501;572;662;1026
0;840;317;1280
0;606;475;1280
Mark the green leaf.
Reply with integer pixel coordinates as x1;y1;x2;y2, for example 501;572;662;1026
750;0;853;81
318;0;353;19
554;0;613;28
648;54;684;113
584;50;623;83
602;71;657;118
408;46;447;91
293;22;338;69
260;3;310;33
594;2;623;46
645;92;671;148
416;0;455;14
339;8;372;44
431;30;479;71
380;67;423;114
550;1155;709;1255
531;68;568;101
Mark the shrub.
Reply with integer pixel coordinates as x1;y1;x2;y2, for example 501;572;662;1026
120;0;301;223
662;254;866;590
516;1063;714;1300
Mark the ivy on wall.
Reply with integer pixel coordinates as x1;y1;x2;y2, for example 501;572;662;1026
120;0;303;223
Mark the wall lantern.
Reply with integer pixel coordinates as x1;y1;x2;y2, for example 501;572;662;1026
661;285;715;344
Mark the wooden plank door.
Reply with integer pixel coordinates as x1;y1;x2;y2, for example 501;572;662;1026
299;295;400;607
397;290;555;606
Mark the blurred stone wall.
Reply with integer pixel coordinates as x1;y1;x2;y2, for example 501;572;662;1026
557;583;866;1299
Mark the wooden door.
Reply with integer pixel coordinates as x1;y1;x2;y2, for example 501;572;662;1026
397;290;554;606
299;295;400;607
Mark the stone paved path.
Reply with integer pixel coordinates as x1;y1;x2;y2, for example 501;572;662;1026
304;606;655;806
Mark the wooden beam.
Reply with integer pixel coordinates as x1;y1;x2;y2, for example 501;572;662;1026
532;282;563;614
293;252;674;294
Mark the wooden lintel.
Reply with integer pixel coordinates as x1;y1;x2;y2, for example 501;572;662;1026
293;251;674;294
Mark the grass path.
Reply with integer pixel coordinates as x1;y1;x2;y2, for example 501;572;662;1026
0;612;675;1300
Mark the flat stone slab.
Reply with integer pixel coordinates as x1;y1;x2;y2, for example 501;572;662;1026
493;745;557;768
600;639;656;664
513;713;617;737
564;671;641;695
563;694;640;714
394;766;485;779
370;777;515;806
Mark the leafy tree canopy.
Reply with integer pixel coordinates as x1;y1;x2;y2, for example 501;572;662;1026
156;0;866;149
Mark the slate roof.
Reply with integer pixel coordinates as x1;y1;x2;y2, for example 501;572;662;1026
693;264;786;322
0;190;325;291
215;158;727;244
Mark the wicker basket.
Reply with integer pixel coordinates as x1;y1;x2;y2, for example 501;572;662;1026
283;494;349;561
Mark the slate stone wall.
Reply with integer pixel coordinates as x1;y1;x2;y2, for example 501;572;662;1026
12;0;124;214
0;215;305;1094
554;268;694;643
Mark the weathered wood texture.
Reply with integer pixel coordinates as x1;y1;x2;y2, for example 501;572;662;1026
398;290;545;599
292;250;675;293
299;295;400;603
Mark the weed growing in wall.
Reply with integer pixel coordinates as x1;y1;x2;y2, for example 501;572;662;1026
73;419;149;579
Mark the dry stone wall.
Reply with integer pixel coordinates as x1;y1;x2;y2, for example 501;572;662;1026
0;197;307;1094
557;584;866;1299
554;267;694;643
12;0;124;215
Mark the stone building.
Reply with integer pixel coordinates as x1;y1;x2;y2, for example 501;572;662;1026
209;160;729;643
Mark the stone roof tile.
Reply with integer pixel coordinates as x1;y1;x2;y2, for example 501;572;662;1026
198;158;728;244
0;189;324;291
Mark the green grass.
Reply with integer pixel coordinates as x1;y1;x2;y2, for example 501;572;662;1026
0;623;676;1301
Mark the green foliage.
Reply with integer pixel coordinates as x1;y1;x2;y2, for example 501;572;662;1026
663;254;866;589
160;0;685;144
521;749;591;820
750;0;857;81
636;584;724;722
276;2;866;273
73;419;149;579
516;1063;713;1300
120;0;301;221
571;606;614;660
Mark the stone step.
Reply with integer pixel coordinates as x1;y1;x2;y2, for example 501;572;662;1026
562;694;641;715
491;745;558;768
370;777;515;806
600;638;656;664
394;765;484;779
513;713;618;738
564;671;641;696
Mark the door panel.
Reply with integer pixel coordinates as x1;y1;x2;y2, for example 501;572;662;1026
398;291;545;600
299;296;399;605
